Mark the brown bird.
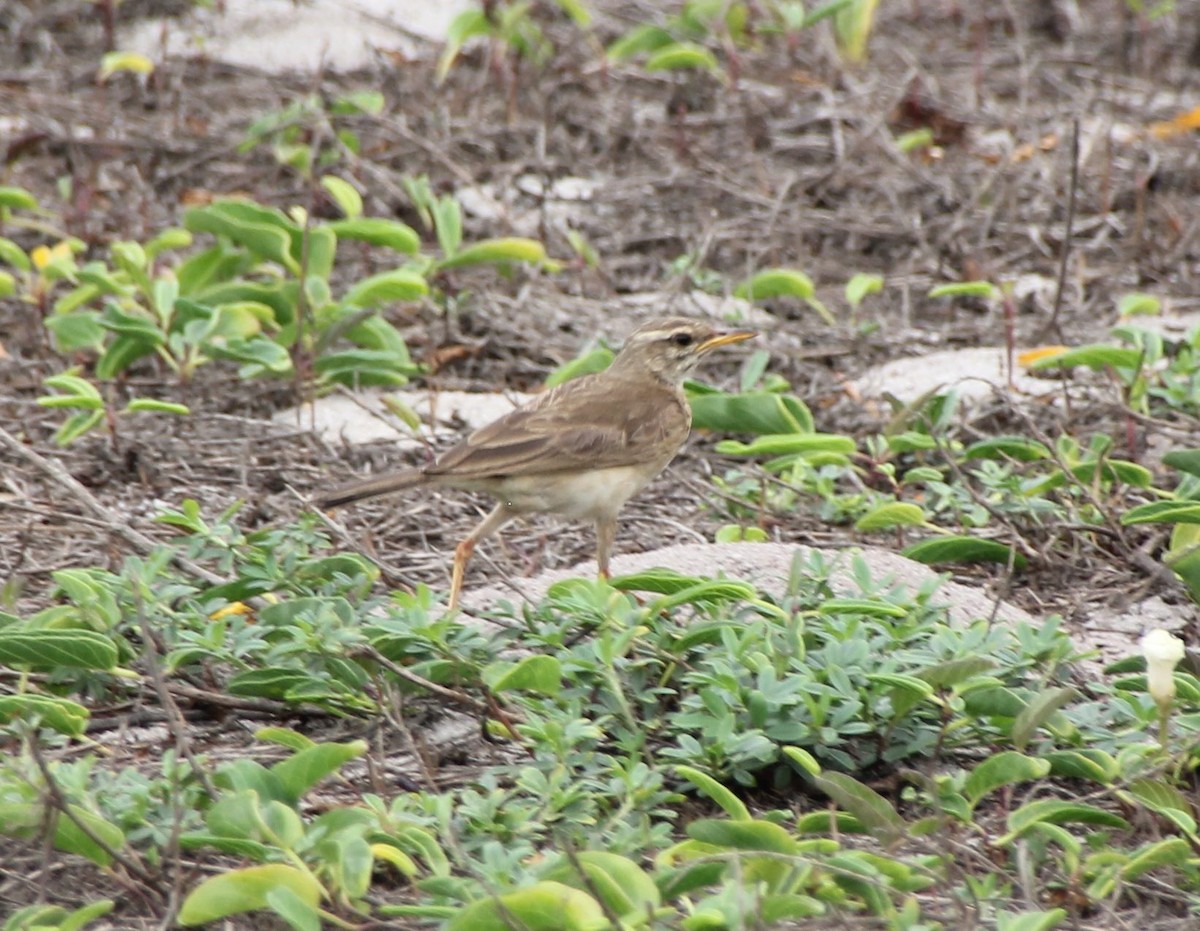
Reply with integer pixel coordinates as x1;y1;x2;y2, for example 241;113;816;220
316;317;755;609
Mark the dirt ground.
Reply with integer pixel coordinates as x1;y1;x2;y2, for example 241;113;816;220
1;0;1200;926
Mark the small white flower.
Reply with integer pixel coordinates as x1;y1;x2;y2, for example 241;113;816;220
1141;629;1186;707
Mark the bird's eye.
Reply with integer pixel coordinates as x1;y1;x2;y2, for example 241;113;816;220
670;332;693;347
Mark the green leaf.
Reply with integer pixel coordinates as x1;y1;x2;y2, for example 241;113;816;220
270;741;366;804
810;772;905;845
676;765;751;820
1010;687;1078;751
964;752;1051;806
54;410;105;445
867;673;934;718
647;580;756;612
97;304;163;343
0;694;90;735
341;313;411;358
686;818;798;854
781;746;821;777
795;811;865;834
341;269;428;307
145;227;193;260
1026;345;1143;371
715;432;854;458
320;175;362;219
1164;449;1200;480
606;24;674;61
313;349;419;387
817;599;908;618
40;373;102;405
854;501;926;532
735;268;814;301
643;42;724;77
432;196;462;257
0;186;39;210
304;225;337;282
961;685;1028;717
995;909;1068;931
902;535;1027;568
125;398;190;415
832;0;880;61
328;218;420;254
212;301;273;338
962;436;1051;462
207;337;293;376
44;311;105;353
436;9;491;84
446;881;607;931
265;885;321;931
1120;837;1191;880
178;865;323;926
0;269;13;297
0;236;31;272
330;90;385;115
544;348;614;388
1117;292;1161;317
55;805;125;866
844;272;883;308
1122;778;1196;834
802;0;860;27
0;238;31;277
483;655;562;695
1042;749;1118;784
916;657;993;686
0;629;120;670
178;832;274;859
226;669;314;700
1122;501;1200;525
435;237;549;270
689;391;815;435
185;200;301;275
56;899;117;931
998;800;1128;844
897;127;931;151
929;281;997;299
538;852;659;923
761;894;826;922
551;0;592;27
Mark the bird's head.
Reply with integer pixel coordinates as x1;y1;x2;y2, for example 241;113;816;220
610;317;756;383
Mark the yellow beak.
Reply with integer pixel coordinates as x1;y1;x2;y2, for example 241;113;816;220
699;329;757;352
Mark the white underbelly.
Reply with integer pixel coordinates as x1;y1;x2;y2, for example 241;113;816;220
492;465;656;520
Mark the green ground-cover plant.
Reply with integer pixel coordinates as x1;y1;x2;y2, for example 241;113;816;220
238;88;386;178
0;179;556;445
5;502;1200;926
606;0;866;84
439;0;593;84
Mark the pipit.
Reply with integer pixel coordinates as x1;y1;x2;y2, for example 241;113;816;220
316;316;755;608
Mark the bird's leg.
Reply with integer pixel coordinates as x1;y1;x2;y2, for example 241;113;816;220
595;517;617;581
449;504;514;610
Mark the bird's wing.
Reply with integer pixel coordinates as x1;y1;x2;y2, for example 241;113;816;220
427;376;687;479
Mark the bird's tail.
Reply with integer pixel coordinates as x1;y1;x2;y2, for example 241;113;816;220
315;469;425;508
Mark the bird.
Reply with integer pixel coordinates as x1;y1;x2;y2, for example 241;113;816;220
315;316;756;609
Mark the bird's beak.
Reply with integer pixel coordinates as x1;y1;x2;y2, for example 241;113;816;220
699;329;756;352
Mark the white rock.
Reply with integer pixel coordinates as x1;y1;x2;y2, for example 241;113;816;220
280;389;532;448
853;346;1058;405
120;0;474;73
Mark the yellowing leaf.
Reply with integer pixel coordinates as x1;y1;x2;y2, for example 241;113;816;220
1016;346;1067;367
98;51;155;81
178;865;322;926
1149;106;1200;139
